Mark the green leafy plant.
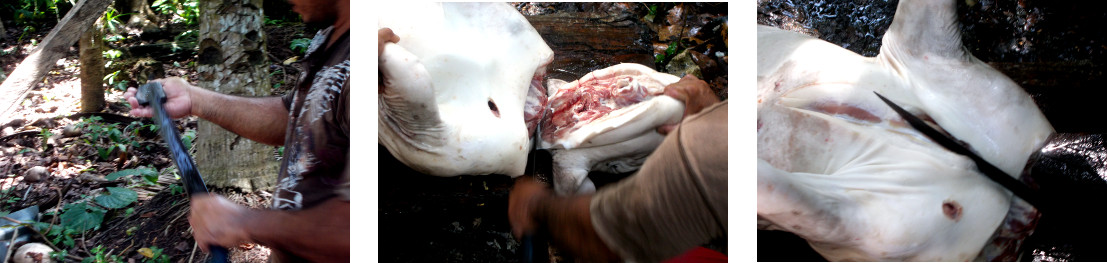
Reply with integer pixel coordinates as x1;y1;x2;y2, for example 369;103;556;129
107;167;159;185
103;34;125;43
141;246;171;263
76;116;148;160
34;184;139;254
83;245;123;263
152;0;199;26
181;129;196;150
59;202;106;232
104;70;129;92
643;4;659;22
1;188;21;206
12;0;58;26
654;40;679;65
103;49;122;63
101;7;131;34
30;220;76;248
18;25;36;43
290;38;312;55
265;17;283;25
168;184;184;195
94;187;138;209
5;196;22;205
39;127;53;150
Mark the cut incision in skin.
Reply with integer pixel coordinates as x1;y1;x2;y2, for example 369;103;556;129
541;74;662;144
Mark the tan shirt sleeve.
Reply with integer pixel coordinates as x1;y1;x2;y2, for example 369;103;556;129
590;100;728;262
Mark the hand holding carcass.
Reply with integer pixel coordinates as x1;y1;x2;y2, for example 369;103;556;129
657;75;719;134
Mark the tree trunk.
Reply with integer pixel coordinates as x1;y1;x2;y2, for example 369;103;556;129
79;19;106;113
0;0;114;120
117;0;158;29
0;15;7;41
195;0;276;191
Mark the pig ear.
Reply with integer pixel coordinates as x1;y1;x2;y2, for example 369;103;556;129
546;78;568;95
881;0;967;60
379;42;446;152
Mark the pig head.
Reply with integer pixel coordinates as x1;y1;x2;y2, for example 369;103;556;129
378;2;553;176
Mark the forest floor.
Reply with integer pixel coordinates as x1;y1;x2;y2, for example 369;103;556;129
0;16;308;262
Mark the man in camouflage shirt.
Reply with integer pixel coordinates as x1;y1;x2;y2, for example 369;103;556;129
124;0;350;261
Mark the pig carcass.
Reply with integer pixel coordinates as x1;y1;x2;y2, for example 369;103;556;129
757;0;1054;261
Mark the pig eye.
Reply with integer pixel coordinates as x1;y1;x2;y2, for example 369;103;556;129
488;99;500;118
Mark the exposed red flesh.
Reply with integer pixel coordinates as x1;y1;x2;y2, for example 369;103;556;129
524;76;547;136
541;74;662;145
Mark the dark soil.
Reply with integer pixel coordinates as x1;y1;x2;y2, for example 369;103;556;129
0;9;308;262
378;146;524;263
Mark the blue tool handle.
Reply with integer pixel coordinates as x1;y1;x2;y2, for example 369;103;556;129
520;232;548;263
209;246;230;263
521;235;534;263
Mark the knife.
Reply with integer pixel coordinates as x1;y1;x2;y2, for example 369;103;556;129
137;81;231;263
519;119;552;263
873;92;1045;212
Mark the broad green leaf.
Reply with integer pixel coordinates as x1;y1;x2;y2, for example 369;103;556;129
106;167;157;180
144;173;160;185
290;38;312;54
60;203;104;232
182;130;195;150
94;187;138;209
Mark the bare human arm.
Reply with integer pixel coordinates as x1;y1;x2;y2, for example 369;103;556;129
189;194;350;262
124;77;288;145
511;101;729;262
509;177;621;262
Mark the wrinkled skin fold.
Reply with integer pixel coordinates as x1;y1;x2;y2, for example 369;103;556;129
757;0;1054;261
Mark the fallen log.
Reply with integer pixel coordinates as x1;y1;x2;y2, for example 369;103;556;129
525;12;656;81
0;0;114;121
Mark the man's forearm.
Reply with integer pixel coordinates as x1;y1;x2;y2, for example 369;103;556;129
191;87;288;145
244;198;350;262
535;195;621;262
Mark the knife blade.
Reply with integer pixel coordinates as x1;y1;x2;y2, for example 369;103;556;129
873;91;1045;212
137;81;231;263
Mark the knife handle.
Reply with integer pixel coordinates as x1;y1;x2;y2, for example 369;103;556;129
209;246;230;263
139;82;229;263
521;234;534;263
520;232;548;263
